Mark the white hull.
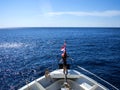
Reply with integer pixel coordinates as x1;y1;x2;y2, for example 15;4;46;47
19;69;108;90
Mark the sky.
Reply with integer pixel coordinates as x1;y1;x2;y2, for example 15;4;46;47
0;0;120;28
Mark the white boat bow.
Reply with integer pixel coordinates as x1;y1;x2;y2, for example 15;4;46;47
19;68;112;90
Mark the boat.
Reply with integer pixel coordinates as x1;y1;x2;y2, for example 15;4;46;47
19;42;119;90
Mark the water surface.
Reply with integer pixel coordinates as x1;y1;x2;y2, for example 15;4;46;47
0;28;120;89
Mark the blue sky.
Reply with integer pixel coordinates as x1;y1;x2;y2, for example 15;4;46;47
0;0;120;28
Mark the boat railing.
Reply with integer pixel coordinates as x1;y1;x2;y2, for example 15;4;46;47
74;65;119;90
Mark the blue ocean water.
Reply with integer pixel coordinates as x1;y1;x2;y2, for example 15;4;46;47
0;28;120;90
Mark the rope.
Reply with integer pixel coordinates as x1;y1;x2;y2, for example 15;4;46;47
77;65;119;90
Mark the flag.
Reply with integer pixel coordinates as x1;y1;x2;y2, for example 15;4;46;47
61;42;66;52
61;45;65;51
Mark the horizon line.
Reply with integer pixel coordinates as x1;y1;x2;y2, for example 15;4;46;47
0;26;120;29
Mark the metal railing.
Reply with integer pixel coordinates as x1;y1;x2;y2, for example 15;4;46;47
76;65;119;90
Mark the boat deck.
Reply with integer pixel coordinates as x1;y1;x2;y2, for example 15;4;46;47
19;69;108;90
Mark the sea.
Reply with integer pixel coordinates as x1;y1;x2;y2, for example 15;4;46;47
0;27;120;90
